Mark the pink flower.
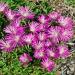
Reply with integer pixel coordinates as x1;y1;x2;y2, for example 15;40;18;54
36;24;47;31
19;53;32;65
38;15;49;24
4;25;24;35
4;8;19;20
11;17;22;27
39;24;45;31
44;39;52;47
37;32;47;41
0;3;8;12
58;16;73;29
5;33;25;47
48;11;60;20
29;22;40;33
60;28;73;42
32;40;44;50
41;58;55;72
46;48;59;58
58;45;70;58
23;33;36;44
47;26;61;43
19;6;34;19
0;39;15;52
34;49;46;59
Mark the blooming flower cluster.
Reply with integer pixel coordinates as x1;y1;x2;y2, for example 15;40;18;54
0;3;74;72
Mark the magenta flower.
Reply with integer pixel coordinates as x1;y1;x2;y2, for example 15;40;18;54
23;33;36;45
34;49;46;59
44;39;52;47
32;40;44;50
4;8;19;20
0;3;8;12
41;58;55;72
5;34;25;46
0;39;15;52
58;45;70;58
46;48;59;58
37;24;47;31
19;6;34;19
4;25;24;35
48;11;60;20
29;22;40;33
47;26;61;43
11;17;21;27
19;53;32;65
58;16;73;29
37;32;47;41
60;28;73;42
38;15;49;24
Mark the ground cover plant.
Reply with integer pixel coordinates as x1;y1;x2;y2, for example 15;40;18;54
0;0;75;75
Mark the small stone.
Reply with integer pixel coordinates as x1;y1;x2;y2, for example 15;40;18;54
67;70;70;74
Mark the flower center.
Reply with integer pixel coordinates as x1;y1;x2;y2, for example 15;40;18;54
41;18;45;24
49;51;54;57
60;48;65;54
52;31;58;37
45;61;49;68
23;12;29;17
63;31;67;36
15;35;20;42
39;52;44;57
5;43;10;48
